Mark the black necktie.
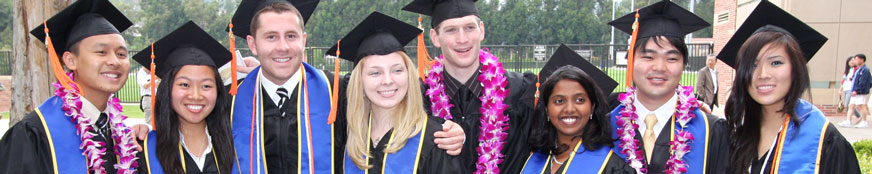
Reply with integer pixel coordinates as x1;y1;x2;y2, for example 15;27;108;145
277;87;289;117
95;113;110;136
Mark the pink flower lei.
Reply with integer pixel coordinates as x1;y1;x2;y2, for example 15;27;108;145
617;86;699;174
425;48;509;174
55;72;139;174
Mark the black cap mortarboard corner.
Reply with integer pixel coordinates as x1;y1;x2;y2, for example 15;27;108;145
716;0;827;68
132;21;232;79
325;12;422;65
402;0;479;28
539;44;619;95
228;0;320;37
30;0;132;58
608;0;709;39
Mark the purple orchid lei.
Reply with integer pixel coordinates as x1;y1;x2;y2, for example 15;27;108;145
425;48;509;174
55;72;139;174
617;86;699;174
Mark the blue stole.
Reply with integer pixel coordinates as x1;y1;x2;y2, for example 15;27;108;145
521;141;614;174
343;119;428;174
770;100;828;173
34;96;89;173
608;105;709;174
231;63;335;174
142;132;165;174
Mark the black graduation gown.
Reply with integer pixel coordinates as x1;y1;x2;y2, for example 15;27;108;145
421;71;538;173
244;70;348;174
362;117;466;174
180;151;220;174
540;152;636;174
0;112;122;173
639;115;729;174
750;123;861;174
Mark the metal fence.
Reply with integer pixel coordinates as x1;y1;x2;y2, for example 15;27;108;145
0;43;713;103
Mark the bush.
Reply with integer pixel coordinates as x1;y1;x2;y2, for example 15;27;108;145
853;140;872;173
854;139;872;155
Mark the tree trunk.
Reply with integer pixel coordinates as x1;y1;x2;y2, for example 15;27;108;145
10;0;71;126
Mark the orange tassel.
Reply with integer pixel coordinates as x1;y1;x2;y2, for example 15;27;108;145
43;20;84;96
327;40;341;124
416;15;432;80
534;73;540;108
228;20;239;95
626;9;640;87
149;42;157;129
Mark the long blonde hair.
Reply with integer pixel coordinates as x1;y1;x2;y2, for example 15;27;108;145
346;52;428;169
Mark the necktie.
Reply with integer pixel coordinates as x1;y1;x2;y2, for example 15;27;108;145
95;113;110;137
644;113;658;163
277;87;289;117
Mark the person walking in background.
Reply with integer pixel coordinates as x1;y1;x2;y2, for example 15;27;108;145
137;66;158;126
696;54;719;110
839;56;860;127
849;54;870;128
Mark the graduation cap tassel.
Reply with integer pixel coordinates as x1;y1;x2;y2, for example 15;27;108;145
228;20;239;95
625;9;640;87
327;40;341;124
416;15;432;80
534;73;540;108
43;20;84;95
149;42;157;128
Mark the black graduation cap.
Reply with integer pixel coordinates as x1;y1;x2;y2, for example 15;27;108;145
608;0;709;39
716;0;827;68
29;0;132;58
402;0;479;27
132;21;232;79
325;12;422;65
539;44;618;95
227;0;320;37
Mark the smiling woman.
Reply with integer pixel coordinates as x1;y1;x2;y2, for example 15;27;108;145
130;21;234;174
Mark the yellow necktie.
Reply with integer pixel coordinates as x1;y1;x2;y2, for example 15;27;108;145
644;113;658;163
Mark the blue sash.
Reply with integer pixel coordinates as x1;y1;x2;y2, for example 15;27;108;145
772;100;828;173
608;105;710;174
232;63;335;174
521;142;614;174
343;119;428;173
142;131;164;174
35;96;89;173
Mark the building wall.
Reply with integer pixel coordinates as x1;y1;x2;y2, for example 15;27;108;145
714;0;872;112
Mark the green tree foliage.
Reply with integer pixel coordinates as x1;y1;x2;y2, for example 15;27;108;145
0;0;12;50
86;0;714;49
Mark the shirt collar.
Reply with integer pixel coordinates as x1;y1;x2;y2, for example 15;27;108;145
633;92;678;136
443;66;482;98
260;67;301;104
79;97;109;122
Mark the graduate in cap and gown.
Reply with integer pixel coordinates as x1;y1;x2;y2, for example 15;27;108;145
225;0;344;173
0;0;140;173
326;11;465;174
717;1;861;173
132;21;236;174
522;44;634;174
606;1;729;173
402;0;539;173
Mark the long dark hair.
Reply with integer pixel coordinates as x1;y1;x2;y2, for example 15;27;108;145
528;65;613;155
155;66;234;173
725;26;809;174
845;56;854;76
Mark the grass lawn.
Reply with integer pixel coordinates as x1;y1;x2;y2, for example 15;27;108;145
122;103;145;119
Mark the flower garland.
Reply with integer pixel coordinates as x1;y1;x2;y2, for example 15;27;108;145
55;72;139;174
425;48;509;174
616;86;699;174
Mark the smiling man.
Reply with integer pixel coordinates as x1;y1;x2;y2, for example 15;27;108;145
0;0;140;173
606;1;728;174
403;0;538;173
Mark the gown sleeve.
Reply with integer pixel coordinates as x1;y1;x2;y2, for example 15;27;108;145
418;118;467;174
818;123;861;173
0;112;53;174
601;151;639;174
705;115;729;174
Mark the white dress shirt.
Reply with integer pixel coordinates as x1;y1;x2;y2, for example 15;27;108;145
709;68;718;92
179;127;213;171
634;93;678;138
259;67;301;105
